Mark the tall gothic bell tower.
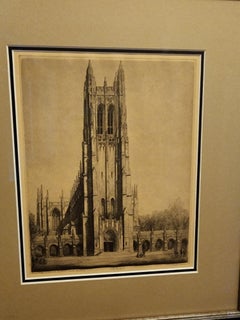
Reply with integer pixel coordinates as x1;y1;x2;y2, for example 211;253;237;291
82;61;136;256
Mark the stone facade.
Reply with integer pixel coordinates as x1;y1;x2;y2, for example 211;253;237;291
80;61;136;255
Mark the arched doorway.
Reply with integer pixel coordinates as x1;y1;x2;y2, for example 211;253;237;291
168;238;176;250
34;245;45;257
142;240;150;252
63;244;72;256
49;244;59;257
104;229;117;252
155;239;163;251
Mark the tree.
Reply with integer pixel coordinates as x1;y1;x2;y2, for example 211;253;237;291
138;198;189;238
152;210;170;230
167;198;189;254
139;210;169;250
153;209;172;250
139;214;156;231
167;198;189;232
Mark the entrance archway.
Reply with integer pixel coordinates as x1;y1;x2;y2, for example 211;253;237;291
104;229;117;252
34;245;45;257
50;244;59;256
142;240;150;252
168;238;176;250
155;239;163;250
63;244;72;256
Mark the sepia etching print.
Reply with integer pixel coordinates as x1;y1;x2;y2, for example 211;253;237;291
9;48;204;283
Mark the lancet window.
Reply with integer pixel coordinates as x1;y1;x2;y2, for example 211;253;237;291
97;104;104;134
107;105;114;134
111;198;115;217
52;208;60;231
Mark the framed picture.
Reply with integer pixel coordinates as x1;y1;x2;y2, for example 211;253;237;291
2;2;240;320
8;46;204;283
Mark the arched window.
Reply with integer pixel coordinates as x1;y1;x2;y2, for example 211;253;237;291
97;104;104;134
50;245;59;257
111;198;115;217
107;105;114;134
52;208;60;231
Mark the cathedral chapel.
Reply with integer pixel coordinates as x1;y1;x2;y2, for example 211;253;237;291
34;61;138;257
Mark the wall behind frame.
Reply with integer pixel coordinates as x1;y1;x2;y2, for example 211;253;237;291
0;1;240;319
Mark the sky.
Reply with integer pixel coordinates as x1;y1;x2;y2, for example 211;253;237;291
17;51;201;217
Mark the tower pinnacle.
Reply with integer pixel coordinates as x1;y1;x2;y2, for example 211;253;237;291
86;60;94;76
118;61;124;78
114;61;125;95
84;60;96;93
